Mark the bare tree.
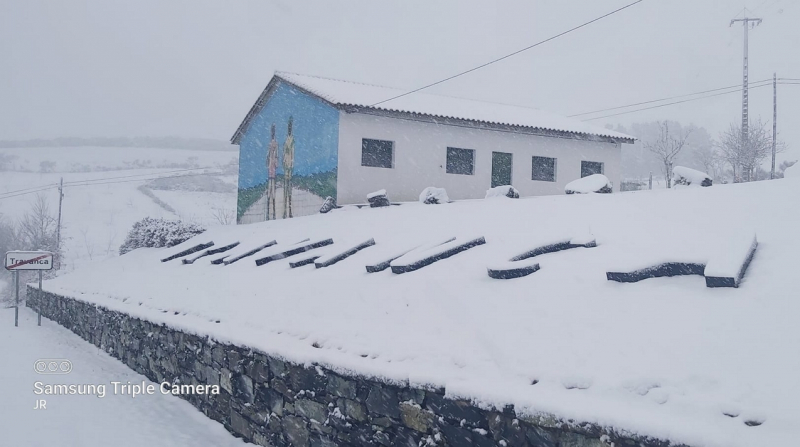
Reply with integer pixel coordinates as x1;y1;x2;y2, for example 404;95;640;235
17;194;59;253
79;228;94;261
717;118;784;182
211;207;235;225
643;121;692;188
692;144;724;180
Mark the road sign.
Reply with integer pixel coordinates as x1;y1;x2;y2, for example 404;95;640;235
5;251;54;271
5;251;53;328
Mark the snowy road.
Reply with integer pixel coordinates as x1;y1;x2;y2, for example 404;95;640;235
0;307;244;447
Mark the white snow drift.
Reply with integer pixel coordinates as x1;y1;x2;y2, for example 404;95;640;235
40;178;800;447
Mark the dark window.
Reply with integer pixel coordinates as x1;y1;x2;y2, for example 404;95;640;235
581;161;604;177
532;156;556;182
361;139;394;168
446;147;475;175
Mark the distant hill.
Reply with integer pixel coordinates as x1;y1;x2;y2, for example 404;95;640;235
0;136;236;151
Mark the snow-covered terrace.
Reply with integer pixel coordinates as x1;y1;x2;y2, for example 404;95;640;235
42;178;800;447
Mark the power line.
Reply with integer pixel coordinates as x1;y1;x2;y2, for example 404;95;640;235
581;82;773;121
750;0;772;14
369;0;646;107
64;171;221;188
0;182;59;198
0;185;58;201
62;166;215;186
568;79;772;117
0;169;223;201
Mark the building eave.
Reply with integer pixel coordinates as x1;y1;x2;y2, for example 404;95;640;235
340;105;636;145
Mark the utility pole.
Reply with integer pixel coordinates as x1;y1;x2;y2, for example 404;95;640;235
771;72;777;179
56;177;63;270
731;14;762;181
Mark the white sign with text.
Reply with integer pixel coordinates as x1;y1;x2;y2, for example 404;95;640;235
4;251;54;271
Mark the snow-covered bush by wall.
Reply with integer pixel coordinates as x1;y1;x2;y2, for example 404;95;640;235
565;174;612;194
673;166;712;187
485;185;520;199
119;218;205;255
419;187;450;204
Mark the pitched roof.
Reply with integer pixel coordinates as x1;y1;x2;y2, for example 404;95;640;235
231;72;635;144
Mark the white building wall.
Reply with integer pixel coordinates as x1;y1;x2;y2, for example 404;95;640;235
337;112;622;205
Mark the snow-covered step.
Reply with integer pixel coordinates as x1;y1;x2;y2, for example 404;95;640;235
217;241;277;265
606;262;706;283
364;238;455;273
705;233;758;288
289;255;322;268
182;242;240;264
390;236;486;274
509;236;596;262
160;242;214;262
254;238;333;266
487;260;541;279
314;239;376;268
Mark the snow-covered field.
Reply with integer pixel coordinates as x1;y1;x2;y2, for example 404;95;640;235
0;146;237;273
0;307;245;447
38;177;800;447
0;146;235;173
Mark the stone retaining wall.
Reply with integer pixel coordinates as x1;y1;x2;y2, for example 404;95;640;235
27;287;681;447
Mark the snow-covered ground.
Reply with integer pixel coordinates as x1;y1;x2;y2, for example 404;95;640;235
38;177;800;447
0;146;237;273
0;307;244;447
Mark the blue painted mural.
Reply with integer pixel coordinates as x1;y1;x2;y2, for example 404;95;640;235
237;82;339;224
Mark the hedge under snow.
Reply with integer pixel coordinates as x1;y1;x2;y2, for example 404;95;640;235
673;166;712;187
485;185;520;199
565;174;612;194
419;187;450;204
119;217;205;255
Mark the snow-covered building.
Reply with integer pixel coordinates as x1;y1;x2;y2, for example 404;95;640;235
231;72;635;224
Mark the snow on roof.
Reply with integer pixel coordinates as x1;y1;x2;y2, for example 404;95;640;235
42;180;800;447
232;72;635;144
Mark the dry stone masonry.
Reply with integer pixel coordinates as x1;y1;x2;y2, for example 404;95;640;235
27;287;686;447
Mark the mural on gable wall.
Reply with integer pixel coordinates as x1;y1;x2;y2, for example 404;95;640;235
237;82;339;224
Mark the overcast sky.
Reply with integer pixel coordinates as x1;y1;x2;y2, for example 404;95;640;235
2;0;798;162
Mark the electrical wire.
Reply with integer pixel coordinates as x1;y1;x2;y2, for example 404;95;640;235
0;185;59;200
62;166;216;186
568;79;771;117
369;0;646;107
0;183;59;198
581;83;773;121
0;169;224;201
64;171;222;188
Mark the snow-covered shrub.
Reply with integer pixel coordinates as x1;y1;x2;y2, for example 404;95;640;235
367;189;390;208
319;196;339;214
565;174;612;194
419;187;450;204
485;185;520;199
672;166;712;187
119;218;205;255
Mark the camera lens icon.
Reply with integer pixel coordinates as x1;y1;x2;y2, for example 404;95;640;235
34;359;72;374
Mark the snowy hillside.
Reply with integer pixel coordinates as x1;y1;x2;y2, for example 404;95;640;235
0;146;237;273
40;178;800;447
